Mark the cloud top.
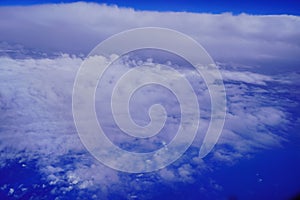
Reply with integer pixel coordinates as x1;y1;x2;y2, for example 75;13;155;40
0;2;299;69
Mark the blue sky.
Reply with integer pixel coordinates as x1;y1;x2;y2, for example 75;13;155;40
1;0;300;15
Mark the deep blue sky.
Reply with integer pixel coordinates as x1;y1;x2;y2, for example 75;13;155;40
0;0;299;15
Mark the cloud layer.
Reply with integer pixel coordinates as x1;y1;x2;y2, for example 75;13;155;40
0;2;299;199
0;2;300;69
0;53;295;198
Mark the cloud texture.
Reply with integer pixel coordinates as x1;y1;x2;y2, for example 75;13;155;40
0;2;300;69
0;54;295;198
0;2;299;199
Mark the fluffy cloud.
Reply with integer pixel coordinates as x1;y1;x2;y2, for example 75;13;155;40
0;2;300;69
0;2;299;199
0;54;294;199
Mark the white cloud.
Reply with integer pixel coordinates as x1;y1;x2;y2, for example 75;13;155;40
0;2;299;68
0;2;298;198
0;54;293;195
221;70;273;85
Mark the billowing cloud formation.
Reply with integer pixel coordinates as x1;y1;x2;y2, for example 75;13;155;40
0;2;300;69
0;53;295;198
0;2;299;199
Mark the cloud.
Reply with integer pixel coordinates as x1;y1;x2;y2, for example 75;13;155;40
0;2;299;198
221;70;273;85
0;2;300;69
0;54;294;197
